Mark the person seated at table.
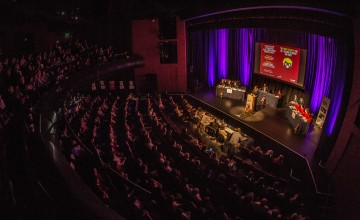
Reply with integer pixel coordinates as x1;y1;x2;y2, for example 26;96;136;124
297;106;305;116
226;79;232;87
303;108;313;123
290;94;299;104
219;79;226;86
275;89;282;97
262;83;269;92
303;108;310;118
233;80;240;88
298;97;304;107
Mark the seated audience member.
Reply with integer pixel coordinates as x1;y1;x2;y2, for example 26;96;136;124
273;154;284;165
264;149;274;159
218;125;228;142
252;198;269;214
211;119;221;131
229;128;242;148
174;105;183;118
228;128;247;155
200;113;214;132
194;107;204;120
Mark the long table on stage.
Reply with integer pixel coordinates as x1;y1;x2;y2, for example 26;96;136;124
216;86;246;101
257;90;281;108
286;105;310;135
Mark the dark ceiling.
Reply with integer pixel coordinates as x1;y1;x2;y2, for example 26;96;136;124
1;0;359;25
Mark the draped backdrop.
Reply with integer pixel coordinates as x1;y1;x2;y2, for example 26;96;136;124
187;28;347;135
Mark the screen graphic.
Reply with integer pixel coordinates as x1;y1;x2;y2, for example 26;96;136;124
259;43;301;84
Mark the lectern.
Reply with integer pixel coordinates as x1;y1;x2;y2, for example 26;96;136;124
246;94;256;111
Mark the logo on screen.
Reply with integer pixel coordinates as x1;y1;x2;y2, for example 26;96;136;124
283;58;293;69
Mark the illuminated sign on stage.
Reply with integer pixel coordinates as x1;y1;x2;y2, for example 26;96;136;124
259;43;301;85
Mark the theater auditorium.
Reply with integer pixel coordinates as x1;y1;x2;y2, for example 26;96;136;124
0;0;359;219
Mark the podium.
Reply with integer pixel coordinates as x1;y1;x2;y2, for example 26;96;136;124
246;94;256;111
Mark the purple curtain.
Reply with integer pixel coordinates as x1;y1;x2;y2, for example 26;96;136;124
234;29;255;87
206;30;217;86
204;29;229;86
217;29;229;79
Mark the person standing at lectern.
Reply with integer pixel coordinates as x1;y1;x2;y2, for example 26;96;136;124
262;83;269;93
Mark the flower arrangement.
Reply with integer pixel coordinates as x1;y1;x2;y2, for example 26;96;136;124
261;96;266;103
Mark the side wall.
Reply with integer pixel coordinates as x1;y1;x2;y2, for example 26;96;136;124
326;13;360;219
132;17;187;92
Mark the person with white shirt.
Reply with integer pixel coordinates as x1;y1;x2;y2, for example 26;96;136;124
229;127;242;148
228;127;249;156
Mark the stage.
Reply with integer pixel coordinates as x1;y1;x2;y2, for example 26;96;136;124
186;88;331;194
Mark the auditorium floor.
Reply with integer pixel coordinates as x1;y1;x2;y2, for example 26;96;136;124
187;88;332;194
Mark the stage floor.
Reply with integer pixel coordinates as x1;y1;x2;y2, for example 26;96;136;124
189;88;331;193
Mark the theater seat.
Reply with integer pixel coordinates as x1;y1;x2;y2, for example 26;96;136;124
129;81;135;90
109;81;115;90
119;81;125;90
100;81;106;90
91;83;97;91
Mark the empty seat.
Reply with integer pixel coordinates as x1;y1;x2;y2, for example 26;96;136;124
100;81;106;90
119;81;125;90
129;80;134;90
91;82;97;91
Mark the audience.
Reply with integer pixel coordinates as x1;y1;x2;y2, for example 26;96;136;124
59;92;310;220
0;38;126;133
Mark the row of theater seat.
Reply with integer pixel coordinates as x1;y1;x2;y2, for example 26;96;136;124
61;91;310;220
91;80;135;91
